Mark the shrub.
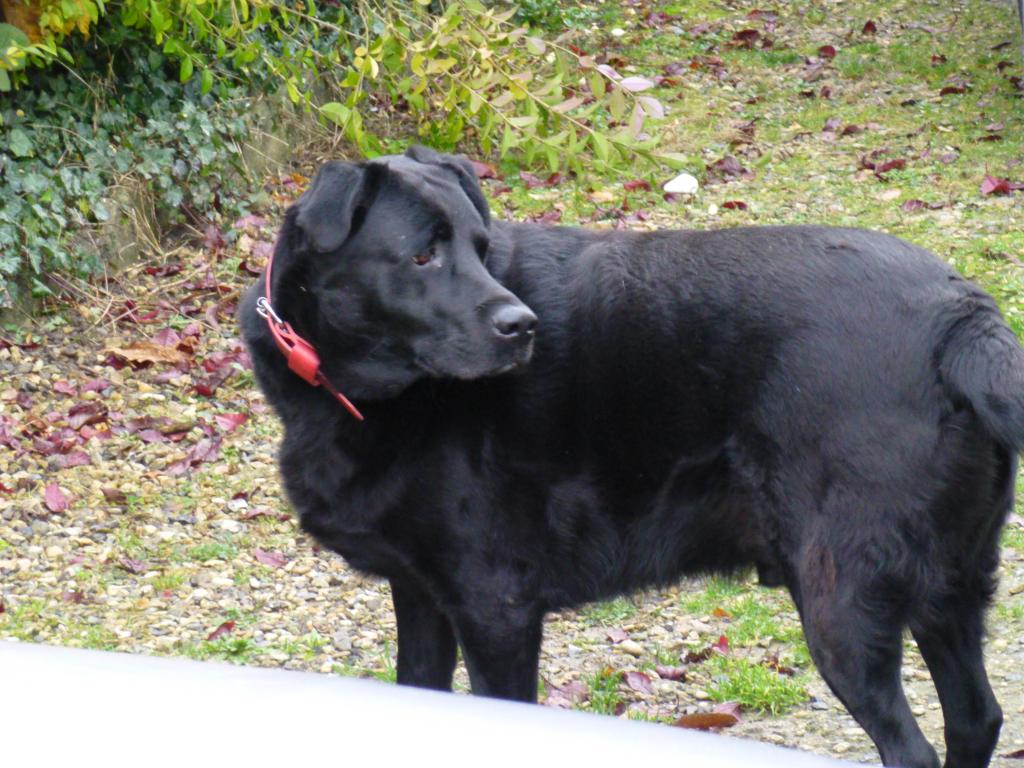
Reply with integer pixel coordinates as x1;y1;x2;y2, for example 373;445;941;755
0;20;260;305
1;1;682;304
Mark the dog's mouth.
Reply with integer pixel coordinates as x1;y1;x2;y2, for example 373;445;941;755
415;337;534;380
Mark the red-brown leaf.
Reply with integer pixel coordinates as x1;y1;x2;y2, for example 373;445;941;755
874;158;906;177
233;214;268;231
606;627;629;643
818;45;837;59
762;654;796;676
722;201;748;211
624;179;652;192
67;402;107;430
195;369;232;397
731;29;760;48
166;436;222;476
674;712;740;730
241;507;290;521
861;20;877;34
708;155;749;182
118;557;147;574
624;670;653;694
203;224;226;252
152;327;182;347
206;620;236;641
102;487;128;504
544;679;589;708
44;482;69;512
683;646;714;663
519;171;544;189
655;665;687;681
214;413;248;432
253;549;286;568
55;451;91;469
145;263;183;278
470;160;499;180
981;175;1013;195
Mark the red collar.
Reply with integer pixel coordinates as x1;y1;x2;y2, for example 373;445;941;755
255;249;364;421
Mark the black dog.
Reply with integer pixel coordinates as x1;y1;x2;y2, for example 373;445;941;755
241;146;1021;768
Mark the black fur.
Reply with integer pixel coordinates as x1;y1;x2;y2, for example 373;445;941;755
241;147;1020;768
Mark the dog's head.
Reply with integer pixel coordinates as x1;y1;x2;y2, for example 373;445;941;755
267;145;536;399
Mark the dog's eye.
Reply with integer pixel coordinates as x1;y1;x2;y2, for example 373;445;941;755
412;247;435;266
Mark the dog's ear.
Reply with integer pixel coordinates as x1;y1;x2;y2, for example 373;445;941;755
405;145;490;226
295;161;382;253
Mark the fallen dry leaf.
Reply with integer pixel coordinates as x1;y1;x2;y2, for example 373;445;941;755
253;549;287;568
674;711;740;730
206;620;236;641
44;483;69;513
624;670;654;694
105;340;188;367
655;665;687;681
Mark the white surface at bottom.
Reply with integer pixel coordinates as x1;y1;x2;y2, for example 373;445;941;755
0;640;859;767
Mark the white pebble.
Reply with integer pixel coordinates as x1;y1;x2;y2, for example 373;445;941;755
663;173;699;195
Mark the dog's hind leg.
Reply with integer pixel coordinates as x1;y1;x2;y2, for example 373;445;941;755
790;540;940;768
391;579;458;691
910;594;1002;768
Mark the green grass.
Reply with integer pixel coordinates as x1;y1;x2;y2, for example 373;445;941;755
995;602;1024;622
0;598;49;641
331;642;398;683
726;596;787;644
680;576;748;614
627;710;672;724
73;625;119;651
152;569;189;592
583;667;625;715
275;631;329;661
183;636;259;663
0;599;120;651
579;596;637;626
114;524;146;559
0;538;10;553
707;655;809;715
187;540;238;562
680;577;813;668
1002;528;1024;551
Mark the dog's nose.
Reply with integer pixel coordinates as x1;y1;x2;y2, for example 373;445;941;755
492;304;538;339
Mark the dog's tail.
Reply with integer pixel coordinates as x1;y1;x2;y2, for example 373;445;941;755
940;303;1024;449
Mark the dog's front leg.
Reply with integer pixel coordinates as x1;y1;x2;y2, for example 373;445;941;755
391;579;458;691
453;605;544;702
